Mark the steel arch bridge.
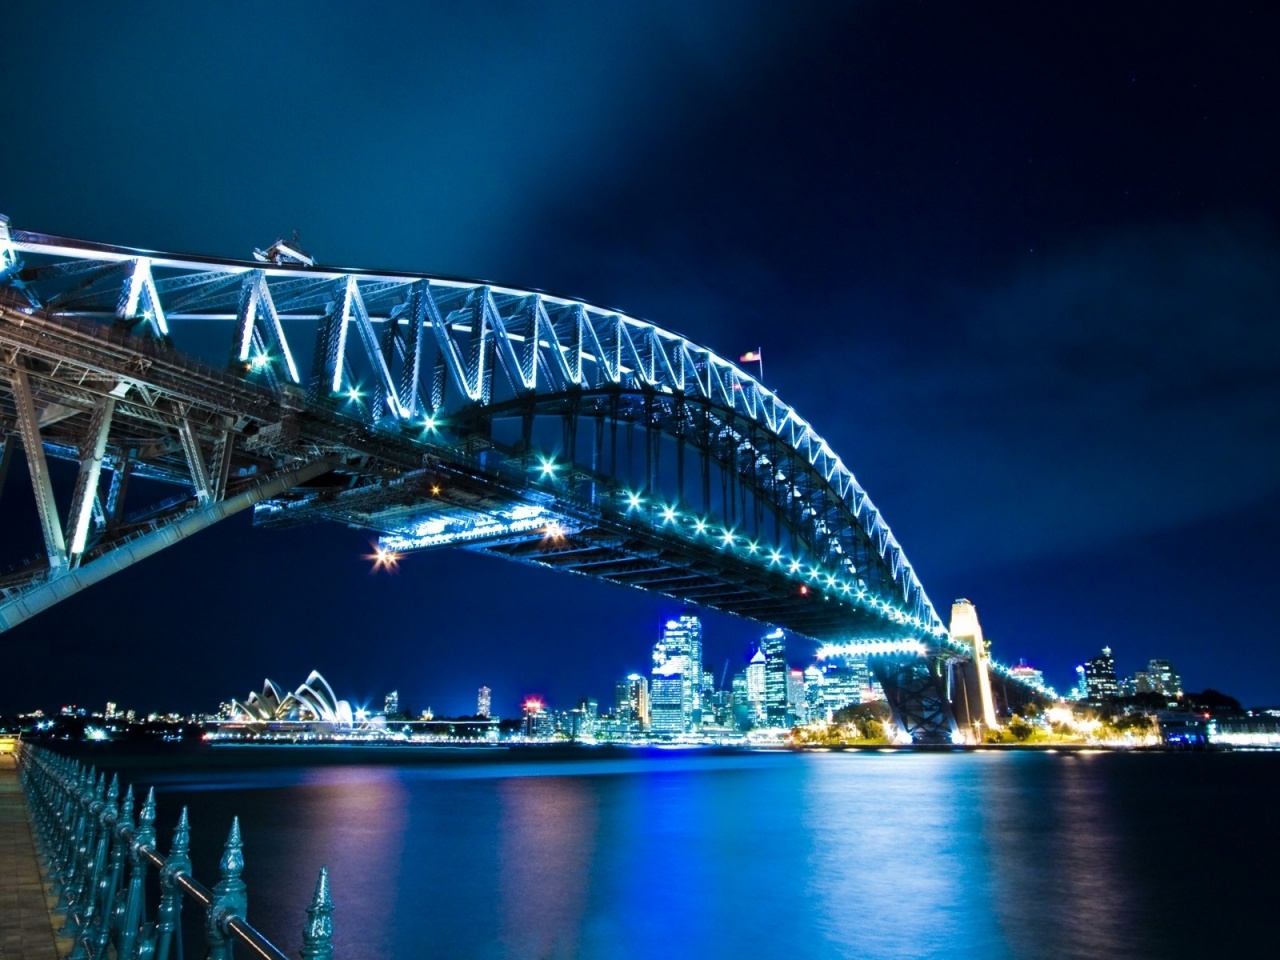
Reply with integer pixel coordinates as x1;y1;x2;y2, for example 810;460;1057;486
0;217;1034;741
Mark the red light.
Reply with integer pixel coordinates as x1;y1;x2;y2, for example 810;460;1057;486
799;585;809;595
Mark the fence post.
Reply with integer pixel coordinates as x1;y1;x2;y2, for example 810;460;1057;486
118;786;155;959
207;817;247;960
154;806;190;960
299;866;334;960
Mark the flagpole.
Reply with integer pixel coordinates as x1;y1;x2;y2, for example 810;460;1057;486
757;348;763;382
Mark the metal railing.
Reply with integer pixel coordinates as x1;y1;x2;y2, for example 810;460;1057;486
18;743;333;959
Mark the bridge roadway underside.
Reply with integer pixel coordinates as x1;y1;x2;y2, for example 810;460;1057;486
254;456;922;647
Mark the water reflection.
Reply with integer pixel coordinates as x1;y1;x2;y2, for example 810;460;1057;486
496;777;599;959
802;753;1010;960
80;747;1280;960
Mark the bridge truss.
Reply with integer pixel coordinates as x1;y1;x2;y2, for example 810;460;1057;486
0;216;997;740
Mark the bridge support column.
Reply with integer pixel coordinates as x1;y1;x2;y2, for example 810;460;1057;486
872;657;959;745
9;366;67;570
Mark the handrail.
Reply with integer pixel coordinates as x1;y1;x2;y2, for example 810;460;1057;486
17;742;334;959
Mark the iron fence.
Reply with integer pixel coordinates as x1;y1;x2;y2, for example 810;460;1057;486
18;742;333;959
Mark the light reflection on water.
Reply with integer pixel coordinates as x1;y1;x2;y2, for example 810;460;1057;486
100;748;1278;960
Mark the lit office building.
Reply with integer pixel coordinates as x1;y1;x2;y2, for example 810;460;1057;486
760;629;789;725
652;615;704;729
820;662;862;714
804;665;826;721
384;690;400;717
477;686;492;718
1082;647;1120;702
787;669;806;723
616;674;650;730
522;698;552;738
745;647;767;724
650;675;685;735
1147;659;1183;699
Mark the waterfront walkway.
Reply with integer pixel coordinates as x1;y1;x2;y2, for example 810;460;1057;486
0;752;62;960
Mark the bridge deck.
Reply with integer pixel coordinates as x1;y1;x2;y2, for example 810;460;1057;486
0;750;63;960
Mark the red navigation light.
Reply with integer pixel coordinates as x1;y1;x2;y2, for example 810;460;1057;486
799;584;809;596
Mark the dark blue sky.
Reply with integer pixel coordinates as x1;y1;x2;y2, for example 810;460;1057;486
3;2;1278;715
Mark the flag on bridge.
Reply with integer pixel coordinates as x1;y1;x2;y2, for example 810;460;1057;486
739;350;761;363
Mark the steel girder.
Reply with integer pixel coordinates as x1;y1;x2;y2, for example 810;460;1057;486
871;658;960;745
4;225;945;639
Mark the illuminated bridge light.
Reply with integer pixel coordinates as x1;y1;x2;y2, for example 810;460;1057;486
250;352;270;371
769;550;782;564
538;456;558;477
694;518;707;534
422;414;437;431
661;505;677;523
748;541;759;554
788;560;802;574
721;530;735;547
347;386;361;401
626;491;644;510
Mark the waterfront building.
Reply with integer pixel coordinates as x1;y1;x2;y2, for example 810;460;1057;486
1147;659;1183;700
225;670;358;732
384;690;400;717
819;665;860;716
616;674;650;730
650;675;685;735
746;647;767;724
804;665;826;721
522;698;552;738
477;685;492;718
567;699;599;739
1082;647;1120;701
761;629;789;725
787;669;806;723
652;615;704;729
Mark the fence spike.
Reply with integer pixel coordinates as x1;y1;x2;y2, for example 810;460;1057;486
171;806;191;860
300;866;334;960
219;816;243;883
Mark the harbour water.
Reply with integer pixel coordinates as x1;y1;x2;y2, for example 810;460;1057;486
48;745;1280;959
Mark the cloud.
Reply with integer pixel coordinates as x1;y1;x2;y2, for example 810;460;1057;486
863;222;1280;575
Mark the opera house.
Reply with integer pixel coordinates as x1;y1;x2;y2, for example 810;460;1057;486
224;670;360;733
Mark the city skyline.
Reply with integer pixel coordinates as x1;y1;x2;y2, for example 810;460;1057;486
1;606;1220;722
2;3;1278;711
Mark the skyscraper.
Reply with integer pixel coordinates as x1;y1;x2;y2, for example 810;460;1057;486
649;676;684;735
477;686;491;718
760;629;789;725
787;669;806;723
745;647;767;724
384;690;400;717
616;674;650;730
804;665;826;722
1147;659;1182;700
652;615;704;730
1083;647;1120;702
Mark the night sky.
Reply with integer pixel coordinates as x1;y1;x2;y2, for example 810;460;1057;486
3;3;1278;716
